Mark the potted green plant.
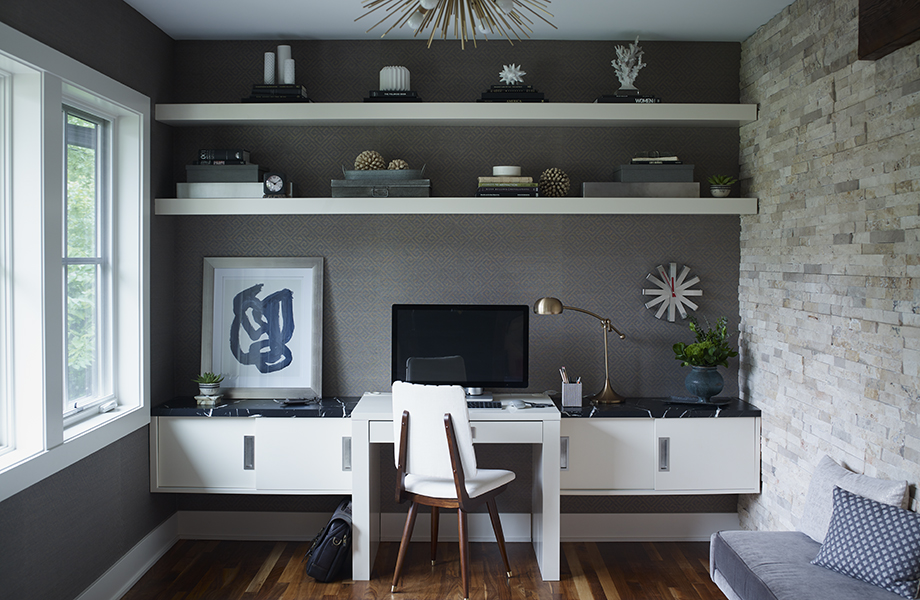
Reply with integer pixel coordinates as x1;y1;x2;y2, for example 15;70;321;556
707;174;737;197
673;316;738;402
192;372;224;398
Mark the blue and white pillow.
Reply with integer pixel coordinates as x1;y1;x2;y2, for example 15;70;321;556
812;486;920;599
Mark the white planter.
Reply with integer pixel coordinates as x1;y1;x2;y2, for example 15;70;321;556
710;185;732;197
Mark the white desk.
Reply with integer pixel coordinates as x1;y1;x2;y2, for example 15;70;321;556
350;392;561;581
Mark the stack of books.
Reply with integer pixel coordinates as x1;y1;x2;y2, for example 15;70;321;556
478;85;546;103
179;149;277;198
364;90;422;102
595;89;660;104
476;176;540;197
242;84;311;103
631;152;682;165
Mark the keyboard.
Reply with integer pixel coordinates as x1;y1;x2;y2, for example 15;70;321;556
467;400;503;409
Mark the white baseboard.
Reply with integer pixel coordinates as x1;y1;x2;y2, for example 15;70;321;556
76;514;178;600
74;510;739;600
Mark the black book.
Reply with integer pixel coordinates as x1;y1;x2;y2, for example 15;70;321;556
242;96;313;103
194;159;249;165
251;84;308;96
489;84;535;92
477;99;549;103
481;92;545;100
369;90;419;98
198;149;250;162
363;96;423;102
595;95;661;104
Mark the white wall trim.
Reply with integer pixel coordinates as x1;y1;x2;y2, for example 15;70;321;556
75;514;178;600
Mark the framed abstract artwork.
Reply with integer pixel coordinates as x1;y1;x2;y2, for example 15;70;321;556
201;257;323;399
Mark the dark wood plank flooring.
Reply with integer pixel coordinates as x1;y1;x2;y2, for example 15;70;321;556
122;540;726;600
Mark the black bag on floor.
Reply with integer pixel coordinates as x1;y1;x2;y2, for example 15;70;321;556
304;499;352;582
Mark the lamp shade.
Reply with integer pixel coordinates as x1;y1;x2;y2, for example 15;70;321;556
533;297;564;315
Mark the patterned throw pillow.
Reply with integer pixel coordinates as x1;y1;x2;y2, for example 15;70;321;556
812;486;920;599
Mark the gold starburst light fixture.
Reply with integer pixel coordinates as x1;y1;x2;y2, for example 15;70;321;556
357;0;556;49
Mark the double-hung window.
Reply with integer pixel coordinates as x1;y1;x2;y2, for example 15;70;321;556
0;21;150;501
64;106;113;419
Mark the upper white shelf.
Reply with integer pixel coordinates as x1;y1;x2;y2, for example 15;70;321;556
155;102;759;128
155;196;758;216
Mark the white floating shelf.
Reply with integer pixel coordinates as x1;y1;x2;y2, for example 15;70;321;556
155;197;758;216
155;102;758;128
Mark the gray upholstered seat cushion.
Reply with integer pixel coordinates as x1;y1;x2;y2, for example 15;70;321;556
711;530;905;600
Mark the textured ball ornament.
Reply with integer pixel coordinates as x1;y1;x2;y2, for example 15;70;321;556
388;159;409;170
539;167;570;197
354;150;385;170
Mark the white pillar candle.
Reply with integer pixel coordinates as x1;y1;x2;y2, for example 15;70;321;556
263;52;276;84
276;45;291;80
283;59;295;85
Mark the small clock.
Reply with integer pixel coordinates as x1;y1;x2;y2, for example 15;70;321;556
642;262;703;322
263;172;287;197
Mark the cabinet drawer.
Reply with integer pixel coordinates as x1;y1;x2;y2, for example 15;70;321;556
156;417;256;490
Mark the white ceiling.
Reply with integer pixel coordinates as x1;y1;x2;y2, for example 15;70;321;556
123;0;793;43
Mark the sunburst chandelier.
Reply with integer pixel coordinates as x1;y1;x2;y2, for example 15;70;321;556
357;0;556;49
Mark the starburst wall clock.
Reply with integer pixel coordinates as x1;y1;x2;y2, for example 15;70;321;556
642;262;703;321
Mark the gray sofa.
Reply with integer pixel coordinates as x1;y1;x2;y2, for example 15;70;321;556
710;456;913;600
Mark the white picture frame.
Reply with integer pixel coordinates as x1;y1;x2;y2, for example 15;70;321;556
201;257;323;399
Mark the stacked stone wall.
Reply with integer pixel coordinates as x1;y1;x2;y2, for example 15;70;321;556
738;0;920;530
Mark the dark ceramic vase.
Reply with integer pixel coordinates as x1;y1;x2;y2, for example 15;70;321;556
684;366;724;403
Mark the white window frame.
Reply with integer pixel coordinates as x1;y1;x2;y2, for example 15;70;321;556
0;21;150;503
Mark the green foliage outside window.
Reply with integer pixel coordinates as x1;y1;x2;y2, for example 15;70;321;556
65;114;99;403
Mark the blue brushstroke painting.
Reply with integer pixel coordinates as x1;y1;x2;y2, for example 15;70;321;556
229;283;295;374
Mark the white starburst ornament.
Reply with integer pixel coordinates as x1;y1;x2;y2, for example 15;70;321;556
642;262;703;322
611;37;646;92
499;63;525;85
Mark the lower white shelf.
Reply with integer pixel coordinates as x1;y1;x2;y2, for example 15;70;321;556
155;196;758;216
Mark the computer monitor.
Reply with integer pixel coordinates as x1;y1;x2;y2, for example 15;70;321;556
391;304;529;396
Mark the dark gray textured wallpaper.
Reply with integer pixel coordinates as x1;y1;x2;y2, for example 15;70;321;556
166;40;745;516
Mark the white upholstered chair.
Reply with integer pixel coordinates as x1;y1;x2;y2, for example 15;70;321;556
390;380;515;600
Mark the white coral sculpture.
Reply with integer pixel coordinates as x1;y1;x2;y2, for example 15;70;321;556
611;37;646;90
499;63;526;85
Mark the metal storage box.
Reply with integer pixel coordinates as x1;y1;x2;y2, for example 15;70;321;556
583;182;700;197
612;164;695;182
331;179;430;197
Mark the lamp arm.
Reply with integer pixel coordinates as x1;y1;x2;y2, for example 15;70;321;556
563;305;627;339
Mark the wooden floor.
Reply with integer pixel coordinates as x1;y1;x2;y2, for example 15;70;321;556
122;540;727;600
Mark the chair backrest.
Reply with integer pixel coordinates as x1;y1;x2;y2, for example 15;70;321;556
392;380;478;481
405;355;467;383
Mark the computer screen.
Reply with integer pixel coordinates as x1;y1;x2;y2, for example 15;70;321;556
391;304;529;392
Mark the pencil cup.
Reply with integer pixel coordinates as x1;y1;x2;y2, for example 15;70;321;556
562;382;583;407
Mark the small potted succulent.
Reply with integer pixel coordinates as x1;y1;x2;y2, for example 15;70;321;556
192;372;224;397
707;174;737;197
673;316;738;402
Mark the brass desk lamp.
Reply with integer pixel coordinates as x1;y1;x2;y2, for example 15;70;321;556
533;297;626;404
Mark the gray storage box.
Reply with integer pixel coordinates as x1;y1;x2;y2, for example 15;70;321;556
613;164;695;182
583;182;700;197
331;179;430;197
186;164;265;183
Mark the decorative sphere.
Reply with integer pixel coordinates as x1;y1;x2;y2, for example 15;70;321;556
420;0;438;9
407;9;425;29
496;0;513;13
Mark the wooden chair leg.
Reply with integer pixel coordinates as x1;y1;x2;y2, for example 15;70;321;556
430;506;439;565
458;509;470;600
486;498;512;577
392;502;420;593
